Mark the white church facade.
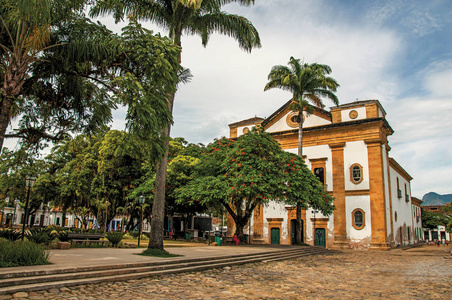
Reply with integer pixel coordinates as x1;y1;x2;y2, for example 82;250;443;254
227;100;421;249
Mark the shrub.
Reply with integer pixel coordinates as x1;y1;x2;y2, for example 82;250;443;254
57;231;69;242
105;232;124;247
46;225;66;232
26;228;57;245
140;248;181;258
122;233;133;240
129;231;140;238
0;229;22;241
0;239;50;267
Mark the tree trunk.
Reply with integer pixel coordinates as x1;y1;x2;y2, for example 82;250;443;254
0;94;13;152
148;146;170;249
148;92;175;250
0;57;30;151
295;111;304;244
148;28;182;250
235;219;246;242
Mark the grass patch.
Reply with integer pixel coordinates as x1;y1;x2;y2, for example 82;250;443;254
139;248;182;258
0;239;51;268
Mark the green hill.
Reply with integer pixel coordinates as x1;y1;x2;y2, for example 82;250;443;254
421;192;452;206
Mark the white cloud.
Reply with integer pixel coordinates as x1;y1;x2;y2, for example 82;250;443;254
78;1;452;197
387;58;452;197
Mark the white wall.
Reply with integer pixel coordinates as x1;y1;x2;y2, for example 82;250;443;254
236;125;255;137
302;145;333;192
343;141;369;191
346;195;372;247
262;200;289;241
389;166;413;246
266;111;331;134
341;107;367;122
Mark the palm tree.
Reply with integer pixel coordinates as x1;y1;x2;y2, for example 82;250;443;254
0;0;55;150
264;57;339;244
91;0;261;250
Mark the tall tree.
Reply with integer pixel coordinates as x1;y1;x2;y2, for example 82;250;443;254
264;57;340;244
91;0;261;250
0;0;89;150
178;129;334;241
1;1;178;154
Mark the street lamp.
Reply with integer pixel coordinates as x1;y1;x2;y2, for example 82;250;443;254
138;196;145;247
22;176;36;240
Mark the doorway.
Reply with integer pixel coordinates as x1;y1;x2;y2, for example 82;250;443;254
314;228;326;247
271;228;280;244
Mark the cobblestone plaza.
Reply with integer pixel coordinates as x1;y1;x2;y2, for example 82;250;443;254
3;245;451;299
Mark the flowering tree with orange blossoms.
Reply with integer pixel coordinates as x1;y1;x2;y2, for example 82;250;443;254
178;128;334;241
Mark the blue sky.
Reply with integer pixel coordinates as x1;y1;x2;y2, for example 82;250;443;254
6;0;450;198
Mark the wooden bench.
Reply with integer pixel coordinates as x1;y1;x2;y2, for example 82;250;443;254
67;233;106;246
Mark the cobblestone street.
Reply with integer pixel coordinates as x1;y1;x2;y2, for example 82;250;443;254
3;246;451;299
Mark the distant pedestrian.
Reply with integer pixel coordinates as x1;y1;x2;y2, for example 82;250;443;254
446;240;449;246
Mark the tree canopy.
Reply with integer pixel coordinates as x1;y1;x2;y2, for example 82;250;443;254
1;1;180;154
177;129;334;241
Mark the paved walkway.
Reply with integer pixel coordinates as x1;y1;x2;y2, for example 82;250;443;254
0;244;290;276
2;245;451;299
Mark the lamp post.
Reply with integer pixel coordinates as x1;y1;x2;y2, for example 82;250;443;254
12;199;20;228
138;196;145;247
22;176;36;240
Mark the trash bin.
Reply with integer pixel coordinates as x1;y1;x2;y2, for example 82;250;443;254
215;236;222;246
185;233;191;240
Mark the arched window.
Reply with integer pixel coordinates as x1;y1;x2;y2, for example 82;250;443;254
352;208;365;230
350;163;363;184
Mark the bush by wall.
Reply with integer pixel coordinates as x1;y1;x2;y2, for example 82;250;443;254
26;227;57;245
0;229;22;241
0;239;50;268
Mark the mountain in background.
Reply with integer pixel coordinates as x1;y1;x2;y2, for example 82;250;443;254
421;192;452;206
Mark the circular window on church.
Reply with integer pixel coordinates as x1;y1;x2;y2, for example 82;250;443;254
286;112;304;128
242;127;250;134
352;208;365;230
349;110;358;119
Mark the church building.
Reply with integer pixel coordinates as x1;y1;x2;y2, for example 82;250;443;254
227;100;420;249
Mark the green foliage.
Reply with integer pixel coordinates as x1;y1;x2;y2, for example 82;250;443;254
57;231;69;242
140;248;181;258
178;128;334;239
46;225;66;232
0;239;50;268
26;227;57;245
421;208;451;229
90;0;261;53
0;149;47;215
264;57;340;111
105;232;125;247
0;229;22;241
280;151;335;216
